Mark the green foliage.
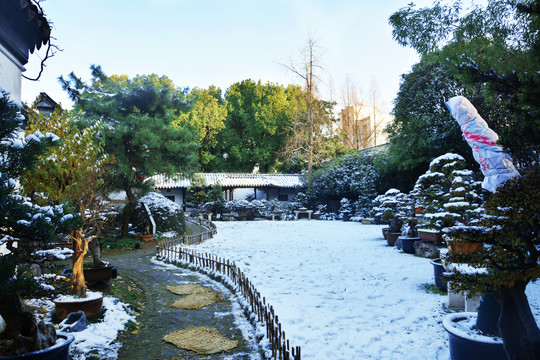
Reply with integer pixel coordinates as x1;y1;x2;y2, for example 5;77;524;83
389;0;539;168
0;255;38;297
277;85;343;173
444;168;540;295
132;192;185;235
371;188;411;225
21;105;107;207
0;92;77;259
304;151;379;211
172;87;227;171
220;79;290;172
60;66;198;237
101;237;139;250
421;283;447;296
385;59;474;189
413;153;484;231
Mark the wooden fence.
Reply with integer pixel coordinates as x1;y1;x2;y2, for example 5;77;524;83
156;222;301;360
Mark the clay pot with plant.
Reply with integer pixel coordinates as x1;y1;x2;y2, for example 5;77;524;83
443;168;540;359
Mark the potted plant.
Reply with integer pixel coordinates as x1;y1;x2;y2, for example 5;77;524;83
312;204;326;220
0;256;75;358
0;94;76;357
339;198;353;221
20;105;110;319
399;217;420;254
386;215;403;246
430;258;447;292
414;153;484;245
372;188;410;240
442;168;540;359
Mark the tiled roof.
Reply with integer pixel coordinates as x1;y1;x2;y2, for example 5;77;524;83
150;173;302;189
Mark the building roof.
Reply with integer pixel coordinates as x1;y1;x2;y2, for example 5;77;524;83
151;173;303;189
0;0;51;66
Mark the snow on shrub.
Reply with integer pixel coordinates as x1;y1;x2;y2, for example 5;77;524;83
133;192;184;235
306;152;379;213
413;153;485;231
371;188;411;224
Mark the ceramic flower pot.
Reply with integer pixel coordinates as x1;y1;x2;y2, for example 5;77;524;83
382;227;389;240
54;292;104;321
83;265;113;284
386;232;400;246
430;258;447;292
448;241;482;253
134;234;154;242
443;312;506;360
400;236;419;254
418;229;443;244
0;333;74;360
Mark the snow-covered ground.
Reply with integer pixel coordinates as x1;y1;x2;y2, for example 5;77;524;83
185;220;540;360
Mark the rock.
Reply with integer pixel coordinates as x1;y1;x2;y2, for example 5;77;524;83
413;240;440;258
59;311;88;332
0;314;6;334
30;263;42;277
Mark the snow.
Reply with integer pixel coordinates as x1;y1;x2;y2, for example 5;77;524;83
26;295;136;360
429;153;465;168
33;247;74;260
55;290;103;303
180;221;540;360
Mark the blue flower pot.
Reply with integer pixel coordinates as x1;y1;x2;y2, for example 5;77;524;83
0;333;74;360
400;236;419;254
443;312;506;360
430;258;447;292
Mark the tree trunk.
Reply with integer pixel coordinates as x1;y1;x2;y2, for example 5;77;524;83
497;282;540;359
120;175;136;239
71;228;88;298
0;294;56;355
88;238;104;268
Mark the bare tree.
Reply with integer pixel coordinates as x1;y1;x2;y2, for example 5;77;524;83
282;36;323;189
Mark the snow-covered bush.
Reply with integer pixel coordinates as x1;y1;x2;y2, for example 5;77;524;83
133;192;184;235
306;152;379;212
414;153;485;231
338;198;353;219
371;188;411;225
223;199;269;219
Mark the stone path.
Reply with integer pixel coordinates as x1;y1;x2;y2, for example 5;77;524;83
106;246;263;360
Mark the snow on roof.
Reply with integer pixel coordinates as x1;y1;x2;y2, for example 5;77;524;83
150;173;302;189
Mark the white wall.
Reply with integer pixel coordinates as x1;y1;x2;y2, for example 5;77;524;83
0;44;24;104
159;188;184;207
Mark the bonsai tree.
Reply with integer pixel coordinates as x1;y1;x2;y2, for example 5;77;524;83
414;153;483;231
339;198;353;219
0;93;76;355
443;168;540;358
20;106;109;297
371;188;410;225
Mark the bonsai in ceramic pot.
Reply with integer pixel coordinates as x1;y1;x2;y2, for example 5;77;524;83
386;215;403;246
413;153;485;245
442;169;540;359
399;218;420;254
372;188;410;238
0;95;76;357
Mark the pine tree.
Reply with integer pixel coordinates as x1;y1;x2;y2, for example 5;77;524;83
60;66;198;238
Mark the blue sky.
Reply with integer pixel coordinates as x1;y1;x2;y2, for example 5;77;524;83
22;0;436;111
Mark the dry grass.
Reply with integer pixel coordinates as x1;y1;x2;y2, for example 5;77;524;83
170;290;223;310
163;326;238;354
166;284;208;295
